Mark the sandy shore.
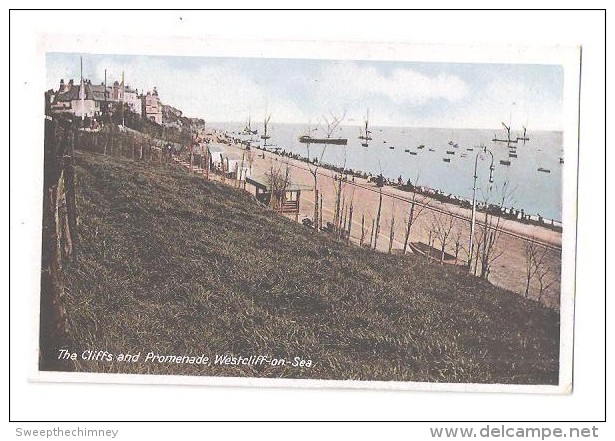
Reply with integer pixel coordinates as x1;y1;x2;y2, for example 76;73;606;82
194;134;562;310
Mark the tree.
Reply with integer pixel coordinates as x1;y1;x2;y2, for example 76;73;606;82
266;160;292;211
346;193;354;243
305;137;326;229
373;189;383;250
475;181;514;280
360;212;366;247
451;220;465;264
524;239;556;302
430;209;456;264
523;239;541;298
401;175;431;255
388;202;396;254
535;254;556;303
305;111;346;230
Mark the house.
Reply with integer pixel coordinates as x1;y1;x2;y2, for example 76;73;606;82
111;81;142;115
51;79;98;117
50;78;143;118
140;87;162;124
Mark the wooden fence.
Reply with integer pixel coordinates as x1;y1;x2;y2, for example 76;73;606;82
39;117;78;370
39;118;175;370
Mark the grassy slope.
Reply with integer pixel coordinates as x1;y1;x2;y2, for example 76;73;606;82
62;150;559;384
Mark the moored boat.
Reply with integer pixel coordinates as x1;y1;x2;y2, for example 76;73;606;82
358;109;373;141
299;135;347;145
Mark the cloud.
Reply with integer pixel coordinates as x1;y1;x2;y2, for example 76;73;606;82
315;62;470;107
450;79;563;130
88;58;310;123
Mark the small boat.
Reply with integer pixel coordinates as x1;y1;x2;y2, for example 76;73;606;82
466;148;474;151
500;160;511;166
417;145;425;149
404;149;410;153
383;140;387;144
509;153;517;158
443;158;451;162
461;153;467;158
448;140;454;146
409;151;417;156
361;142;369;147
429;148;436;152
559;157;564;164
389;146;395;149
538;167;551;173
446;150;455;155
453;143;459;148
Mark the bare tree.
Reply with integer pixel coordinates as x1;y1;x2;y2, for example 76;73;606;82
266;159;292;211
476;181;514;280
346;195;354;243
373;190;383;250
430;210;456;263
305;137;327;229
536;256;556;303
318;192;323;231
304;111;346;230
369;218;376;249
337;192;346;238
322;110;346;139
402;176;432;255
360;212;366;247
388;203;396;254
524;239;556;302
523;239;541;298
451;220;465;264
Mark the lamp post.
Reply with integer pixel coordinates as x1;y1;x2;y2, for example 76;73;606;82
468;144;495;271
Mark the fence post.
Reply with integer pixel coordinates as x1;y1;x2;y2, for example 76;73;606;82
63;131;78;259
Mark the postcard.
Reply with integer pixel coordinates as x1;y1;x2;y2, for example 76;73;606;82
33;32;580;393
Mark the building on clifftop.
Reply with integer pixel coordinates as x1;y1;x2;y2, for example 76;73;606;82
140;87;163;125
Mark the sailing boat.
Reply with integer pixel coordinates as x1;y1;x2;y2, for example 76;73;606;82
260;114;271;145
243;116;257;135
516;124;530;144
358;109;372;147
493;120;518;144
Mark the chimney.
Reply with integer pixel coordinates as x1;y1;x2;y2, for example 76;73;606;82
59;79;65;92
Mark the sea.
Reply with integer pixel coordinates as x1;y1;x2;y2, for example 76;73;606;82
213;122;564;222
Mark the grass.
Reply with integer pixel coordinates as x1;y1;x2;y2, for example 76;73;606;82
58;149;559;384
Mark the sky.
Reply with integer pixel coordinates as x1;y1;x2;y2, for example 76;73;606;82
46;52;564;130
